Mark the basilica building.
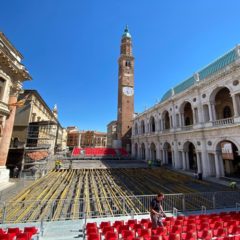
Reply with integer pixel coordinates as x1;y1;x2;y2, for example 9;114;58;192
132;46;240;178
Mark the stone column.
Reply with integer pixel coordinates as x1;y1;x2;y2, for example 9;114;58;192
231;94;239;117
174;143;179;168
196;152;202;173
172;150;175;167
192;108;196;124
186;153;190;169
182;151;186;170
208;103;213;122
201;139;210;177
131;142;135;158
163;149;166;164
210;102;216;121
181;113;185;127
0;85;21;182
214;152;221;178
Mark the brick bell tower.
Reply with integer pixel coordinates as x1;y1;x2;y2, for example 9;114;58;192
117;26;134;152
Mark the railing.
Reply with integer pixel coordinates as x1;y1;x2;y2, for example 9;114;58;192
0;191;240;223
181;125;193;131
212;117;234;126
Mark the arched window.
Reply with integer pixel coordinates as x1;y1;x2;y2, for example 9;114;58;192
150;117;155;132
223;106;231;118
141;120;145;134
125;60;131;67
135;123;138;135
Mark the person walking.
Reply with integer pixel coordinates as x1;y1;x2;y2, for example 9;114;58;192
150;193;167;228
13;166;19;178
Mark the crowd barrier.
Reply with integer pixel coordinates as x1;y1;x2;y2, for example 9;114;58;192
0;191;240;223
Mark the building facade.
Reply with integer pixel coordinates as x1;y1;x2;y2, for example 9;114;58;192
116;26;134;152
0;32;31;182
107;120;117;147
67;127;107;150
132;46;240;178
8;90;64;172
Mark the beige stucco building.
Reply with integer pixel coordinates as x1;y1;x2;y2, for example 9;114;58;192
132;45;240;179
8;90;65;172
0;32;31;182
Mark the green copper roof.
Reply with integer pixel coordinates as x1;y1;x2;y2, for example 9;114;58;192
160;47;239;103
122;25;131;38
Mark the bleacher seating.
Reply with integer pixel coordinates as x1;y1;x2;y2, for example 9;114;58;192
86;211;240;240
72;147;82;156
0;226;38;240
72;147;118;157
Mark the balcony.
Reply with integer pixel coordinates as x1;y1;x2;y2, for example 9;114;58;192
0;100;10;115
181;125;193;131
212;117;234;126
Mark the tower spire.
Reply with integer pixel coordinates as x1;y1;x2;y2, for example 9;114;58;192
122;25;131;38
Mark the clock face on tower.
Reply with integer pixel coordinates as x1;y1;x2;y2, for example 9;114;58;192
122;86;134;96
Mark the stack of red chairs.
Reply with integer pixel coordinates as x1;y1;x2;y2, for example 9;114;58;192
72;147;82;156
0;226;38;240
86;211;240;240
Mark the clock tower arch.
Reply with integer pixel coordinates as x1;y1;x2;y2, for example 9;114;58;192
117;26;134;152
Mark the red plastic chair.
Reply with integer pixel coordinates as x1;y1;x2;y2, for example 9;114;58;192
105;232;117;240
138;229;151;240
197;230;212;240
87;233;100;240
140;218;151;228
171;225;182;234
102;226;114;236
153;226;168;236
196;222;209;231
176;216;185;221
24;226;38;235
8;228;22;235
228;225;240;235
151;236;161;240
217;237;235;240
181;232;197;240
119;225;130;235
223;220;237;228
210;221;223;229
16;233;30;240
100;221;111;229
127;220;137;229
212;227;227;238
182;224;196;233
87;227;98;235
168;233;181;240
0;230;6;235
113;220;124;230
174;220;183;226
133;224;143;237
86;222;98;230
121;230;134;240
0;234;13;240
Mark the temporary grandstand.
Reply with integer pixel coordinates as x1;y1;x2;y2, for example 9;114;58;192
71;147;129;159
0;159;240;239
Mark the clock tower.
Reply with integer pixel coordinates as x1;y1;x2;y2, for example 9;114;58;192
117;26;134;152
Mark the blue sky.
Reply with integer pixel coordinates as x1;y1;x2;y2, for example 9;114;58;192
1;0;240;131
